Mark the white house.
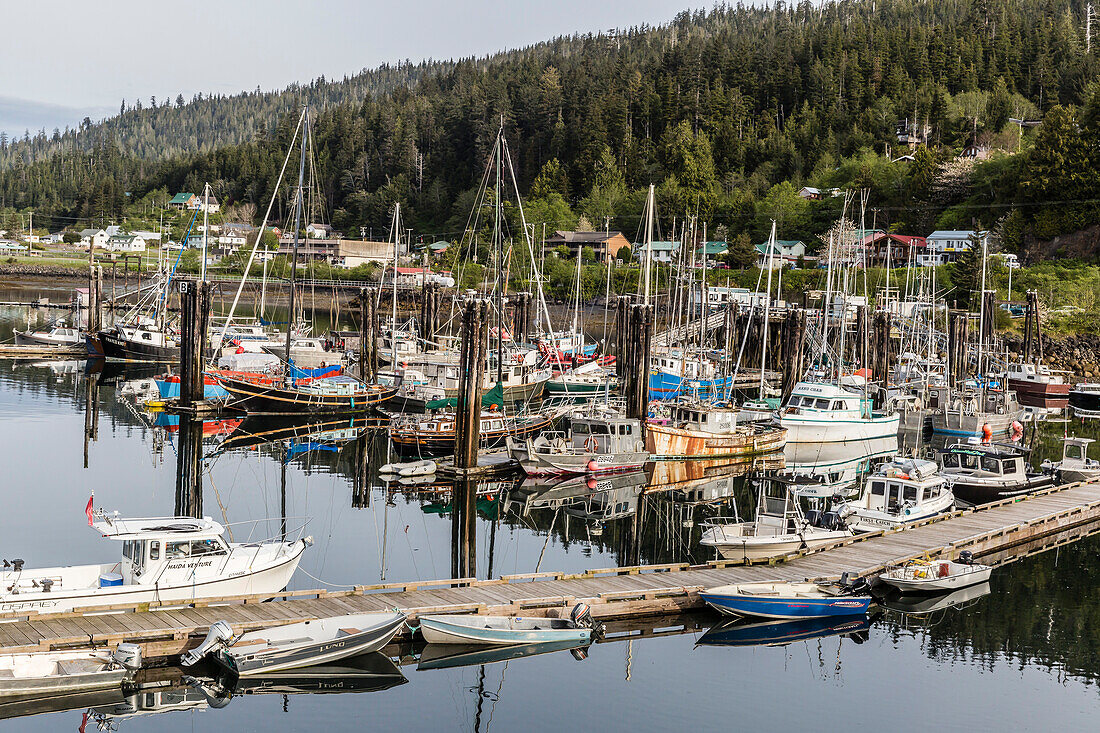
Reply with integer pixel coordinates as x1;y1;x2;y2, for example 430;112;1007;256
41;233;65;244
307;223;336;239
79;229;109;250
131;230;163;244
755;239;806;268
107;234;147;253
918;230;989;266
634;241;678;264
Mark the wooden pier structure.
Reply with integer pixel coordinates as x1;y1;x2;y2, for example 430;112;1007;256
3;478;1100;658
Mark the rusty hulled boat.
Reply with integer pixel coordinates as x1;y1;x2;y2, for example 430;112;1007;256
646;402;787;460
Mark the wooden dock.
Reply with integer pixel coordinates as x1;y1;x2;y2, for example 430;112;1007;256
3;478;1100;658
0;345;86;359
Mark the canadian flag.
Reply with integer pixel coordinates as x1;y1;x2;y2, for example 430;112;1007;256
85;492;94;526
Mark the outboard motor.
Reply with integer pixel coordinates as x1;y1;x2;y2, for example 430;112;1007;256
959;550;974;565
569;602;594;629
804;509;822;528
11;559;23;572
180;620;234;667
112;643;143;671
821;512;841;531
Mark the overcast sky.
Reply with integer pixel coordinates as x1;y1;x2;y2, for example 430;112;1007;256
1;0;703;137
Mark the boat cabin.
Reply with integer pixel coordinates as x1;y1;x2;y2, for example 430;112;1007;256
94;516;231;585
783;382;871;419
667;403;740;434
1006;362;1066;386
651;350;717;379
568;414;644;452
861;458;946;514
938;444;1027;480
1062;437;1095;464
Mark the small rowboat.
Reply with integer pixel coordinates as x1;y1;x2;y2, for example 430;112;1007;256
0;646;140;700
182;612;407;676
418;604;597;646
878;552;992;593
700;581;873;619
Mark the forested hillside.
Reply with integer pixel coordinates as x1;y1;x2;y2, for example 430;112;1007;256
2;0;1099;256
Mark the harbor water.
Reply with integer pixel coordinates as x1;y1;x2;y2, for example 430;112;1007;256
0;299;1097;731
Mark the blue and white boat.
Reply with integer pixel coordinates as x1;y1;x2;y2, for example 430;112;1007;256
700;582;873;619
649;350;731;401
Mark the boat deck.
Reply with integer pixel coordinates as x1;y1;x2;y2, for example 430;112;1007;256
2;478;1099;657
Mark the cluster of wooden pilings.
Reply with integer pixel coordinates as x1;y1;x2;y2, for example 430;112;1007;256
454;300;490;468
358;288;380;382
420;282;443;342
612;297;654;419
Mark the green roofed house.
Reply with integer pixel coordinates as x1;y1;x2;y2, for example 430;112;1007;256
697;241;728;258
755;239;806;268
635;240;677;263
168;192;197;210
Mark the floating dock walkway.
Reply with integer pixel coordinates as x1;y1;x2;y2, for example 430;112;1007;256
2;478;1100;657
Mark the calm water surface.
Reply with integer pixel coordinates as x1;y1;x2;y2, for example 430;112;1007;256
0;300;1097;731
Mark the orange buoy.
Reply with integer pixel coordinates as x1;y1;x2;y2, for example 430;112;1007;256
981;423;993;443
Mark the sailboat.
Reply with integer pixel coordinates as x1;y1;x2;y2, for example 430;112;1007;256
216;108;396;414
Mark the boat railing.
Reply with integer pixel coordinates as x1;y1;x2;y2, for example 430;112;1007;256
222;516;311;547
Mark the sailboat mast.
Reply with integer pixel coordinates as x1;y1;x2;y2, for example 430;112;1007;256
494;125;504;386
759;221;776;399
643;184;654;307
391;203;401;367
201;182;209;283
284;108;309;375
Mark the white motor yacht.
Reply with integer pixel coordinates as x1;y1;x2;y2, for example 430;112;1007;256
0;515;311;616
780;381;899;445
700;476;852;562
834;457;954;532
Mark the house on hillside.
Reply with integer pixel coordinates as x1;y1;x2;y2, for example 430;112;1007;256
798;187;843;200
168;193;197;210
306;223;337;239
697;241;728;261
107;234;147;253
131;230;163;244
544;230;631;263
919;230;989;266
856;231;927;267
634;241;677;264
755;239;806;268
324;240;398;268
41;233;65;245
79;229;109;250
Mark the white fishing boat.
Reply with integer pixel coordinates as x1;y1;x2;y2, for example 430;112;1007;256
13;322;82;348
0;646;140;700
182;612;407;676
507;403;649;475
878;552;992;593
699;477;852;562
834;457;954;532
418;605;597;646
0;514;311;616
779;381;899;445
1041;437;1100;483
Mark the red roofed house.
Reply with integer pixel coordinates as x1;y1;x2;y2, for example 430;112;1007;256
857;231;926;267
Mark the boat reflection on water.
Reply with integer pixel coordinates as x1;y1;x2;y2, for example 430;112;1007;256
696;615;871;648
417;639;591;671
784;435;897;499
878;581;993;617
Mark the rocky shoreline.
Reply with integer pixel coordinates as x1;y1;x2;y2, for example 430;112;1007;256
1003;333;1100;379
0;264;130;280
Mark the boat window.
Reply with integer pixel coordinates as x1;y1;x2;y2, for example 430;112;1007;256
870;481;885;496
903;484;917;502
591;424;610;434
620;424;632;435
981;457;1001;474
1005;458;1022;474
960;453;980;470
149;541;160;561
788;396;801;407
190;539;226;556
815;399;831;409
831;400;845;410
122;540;135;562
141;332;152;341
166;541;190;558
573;422;590;435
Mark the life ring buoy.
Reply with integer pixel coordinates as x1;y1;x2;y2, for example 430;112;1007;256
584;435;598;452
